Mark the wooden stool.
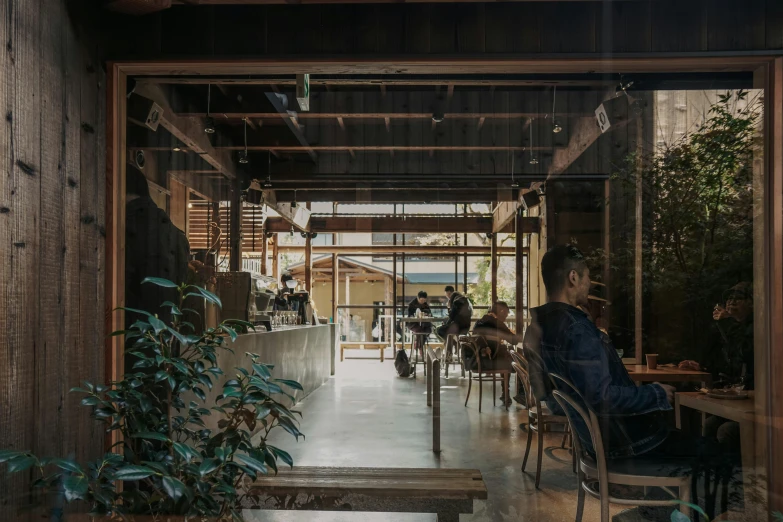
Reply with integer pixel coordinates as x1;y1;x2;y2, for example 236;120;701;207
411;332;430;377
444;333;465;378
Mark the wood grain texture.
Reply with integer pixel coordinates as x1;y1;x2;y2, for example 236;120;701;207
0;3;106;518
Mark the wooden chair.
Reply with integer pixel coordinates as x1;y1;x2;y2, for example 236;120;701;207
411;331;430;376
460;335;510;413
549;373;692;522
509;350;570;489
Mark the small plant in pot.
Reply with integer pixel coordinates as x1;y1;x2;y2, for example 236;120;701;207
0;277;304;521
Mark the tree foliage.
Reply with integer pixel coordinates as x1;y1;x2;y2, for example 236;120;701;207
1;278;303;520
605;90;759;359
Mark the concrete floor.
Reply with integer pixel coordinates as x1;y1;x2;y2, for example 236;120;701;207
247;354;675;522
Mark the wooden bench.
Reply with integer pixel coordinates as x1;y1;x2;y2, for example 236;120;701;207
340;342;389;362
244;467;488;522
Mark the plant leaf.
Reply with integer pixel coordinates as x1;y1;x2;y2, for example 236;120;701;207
233;453;268;475
172;442;197;462
118;307;153;318
148;316;167;334
268;446;294;468
198;458;220;477
275;379;304;391
0;450;28;464
52;458;84;475
252;363;272;380
63;475;89;501
142;277;179;288
131;432;170;443
114;465;157;480
161;475;188;500
8;456;37;473
196;286;222;309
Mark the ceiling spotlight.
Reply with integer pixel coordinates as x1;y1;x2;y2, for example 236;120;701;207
204;84;215;134
511;180;520;189
432;111;444;123
529;157;539;165
187;202;193;209
173;146;181;152
263;177;272;188
553;122;563;134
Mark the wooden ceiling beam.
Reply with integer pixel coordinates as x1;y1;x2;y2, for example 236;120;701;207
139;78;614;88
217;145;557;152
276;245;519;255
263;215;534;234
132;84;237;180
178;111;588;120
264;92;317;162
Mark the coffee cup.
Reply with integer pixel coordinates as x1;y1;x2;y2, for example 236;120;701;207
646;354;659;370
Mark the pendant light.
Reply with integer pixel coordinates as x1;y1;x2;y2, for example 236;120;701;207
510;152;519;189
529;120;539;165
263;151;273;187
552;86;562;134
239;117;249;164
204;84;216;134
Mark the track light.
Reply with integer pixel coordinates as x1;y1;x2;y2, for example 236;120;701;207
290;226;295;237
432;97;445;123
204;84;215;134
239;117;249;164
552;86;562;134
263;177;272;188
510;152;519;188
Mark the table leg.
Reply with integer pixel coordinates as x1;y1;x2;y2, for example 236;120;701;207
739;422;762;519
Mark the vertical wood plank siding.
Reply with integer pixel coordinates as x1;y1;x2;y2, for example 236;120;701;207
0;2;106;519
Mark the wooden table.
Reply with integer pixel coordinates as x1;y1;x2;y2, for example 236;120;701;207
675;392;759;517
625;364;712;386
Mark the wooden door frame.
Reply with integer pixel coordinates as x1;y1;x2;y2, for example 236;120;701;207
106;54;783;511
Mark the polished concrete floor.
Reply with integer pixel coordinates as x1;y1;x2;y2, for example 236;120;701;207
247;354;677;522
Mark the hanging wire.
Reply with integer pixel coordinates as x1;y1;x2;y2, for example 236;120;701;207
239;117;249;164
529;119;539;165
552;86;562;133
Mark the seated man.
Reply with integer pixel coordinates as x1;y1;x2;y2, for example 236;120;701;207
435;285;473;340
407;291;433;350
526;244;678;460
472;301;524;405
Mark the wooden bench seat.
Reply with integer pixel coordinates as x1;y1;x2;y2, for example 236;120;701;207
340;342;389;362
244;466;488;522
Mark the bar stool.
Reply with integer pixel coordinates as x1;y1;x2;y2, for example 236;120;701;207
444;333;466;378
411;332;430;377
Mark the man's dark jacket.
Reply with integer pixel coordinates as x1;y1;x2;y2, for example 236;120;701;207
524;302;671;459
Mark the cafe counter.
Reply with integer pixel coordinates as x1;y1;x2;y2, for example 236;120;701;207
200;324;335;431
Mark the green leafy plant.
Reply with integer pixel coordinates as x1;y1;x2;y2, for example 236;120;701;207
1;277;303;520
592;90;760;361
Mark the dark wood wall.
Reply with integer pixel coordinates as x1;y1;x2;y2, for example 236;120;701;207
108;0;783;58
0;1;106;518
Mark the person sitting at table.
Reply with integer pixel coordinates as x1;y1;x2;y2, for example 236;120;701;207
435;285;473;340
525;244;709;462
472;301;524;406
407;291;433;351
701;282;754;456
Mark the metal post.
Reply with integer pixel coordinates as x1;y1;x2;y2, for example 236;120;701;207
432;356;441;454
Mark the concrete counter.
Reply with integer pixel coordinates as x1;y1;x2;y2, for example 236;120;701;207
200;324;335;431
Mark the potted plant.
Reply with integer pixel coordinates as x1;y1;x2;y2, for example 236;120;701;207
1;278;304;521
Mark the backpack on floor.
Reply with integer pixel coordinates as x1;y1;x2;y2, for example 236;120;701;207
394;349;412;378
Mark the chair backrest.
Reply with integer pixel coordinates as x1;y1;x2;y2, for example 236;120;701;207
522;346;553;402
549;373;607;473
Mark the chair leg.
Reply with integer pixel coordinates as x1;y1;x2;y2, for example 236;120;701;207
464;371;472;407
492;373;497;406
535;421;544;489
478;374;483;413
599;475;610;522
561;430;569;449
679;478;691;517
575;470;586;522
522;421;533;472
